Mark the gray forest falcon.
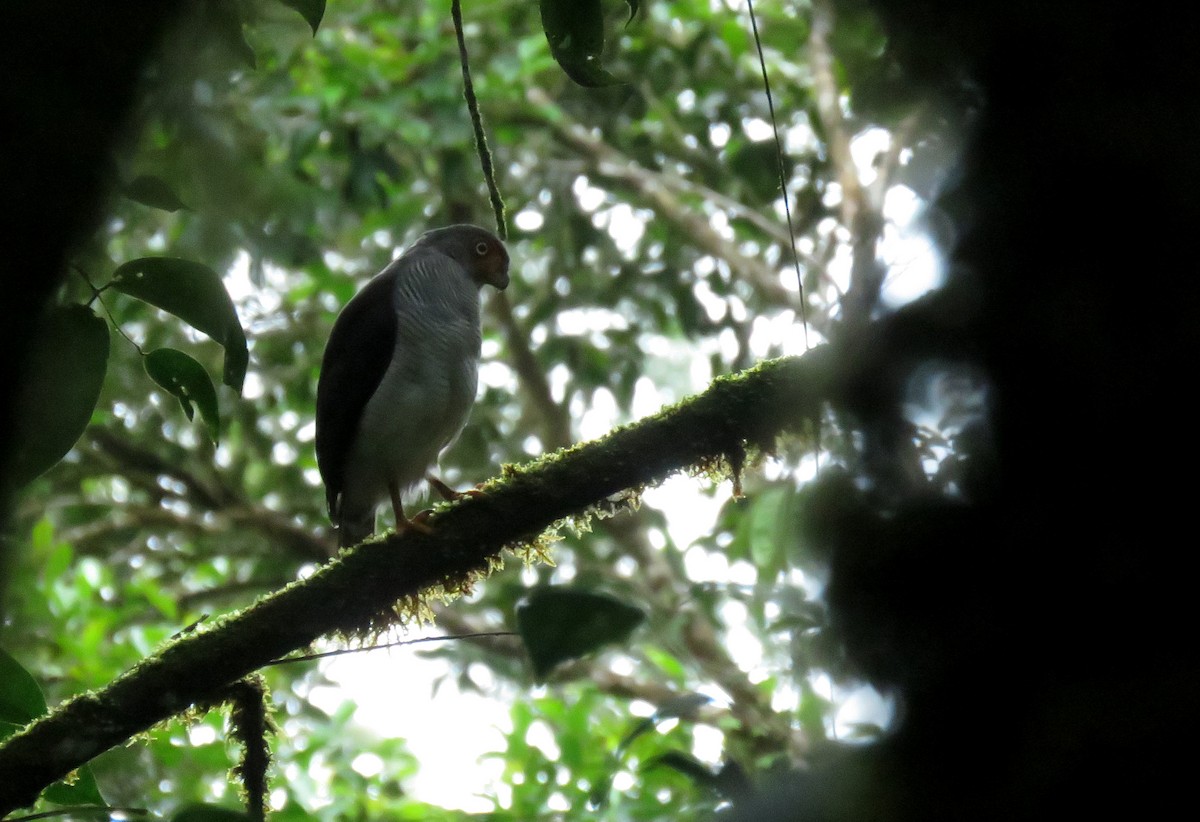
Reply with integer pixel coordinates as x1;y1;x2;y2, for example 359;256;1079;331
315;224;509;547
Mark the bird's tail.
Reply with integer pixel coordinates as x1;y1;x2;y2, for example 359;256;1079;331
338;512;375;548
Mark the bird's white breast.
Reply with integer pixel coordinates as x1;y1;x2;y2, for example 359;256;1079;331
339;261;482;516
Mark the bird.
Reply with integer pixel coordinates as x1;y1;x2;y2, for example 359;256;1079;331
315;224;509;547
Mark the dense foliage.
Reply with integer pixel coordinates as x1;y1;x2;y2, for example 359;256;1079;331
1;0;954;818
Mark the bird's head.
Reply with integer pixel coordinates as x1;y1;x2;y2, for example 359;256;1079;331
415;224;510;291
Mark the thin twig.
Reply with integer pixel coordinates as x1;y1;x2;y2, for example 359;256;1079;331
75;266;146;355
451;0;506;237
746;0;810;350
267;631;520;666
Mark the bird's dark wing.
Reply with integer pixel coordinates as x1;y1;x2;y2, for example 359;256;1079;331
315;266;399;518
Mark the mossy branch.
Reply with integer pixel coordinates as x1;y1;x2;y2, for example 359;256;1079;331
0;347;834;814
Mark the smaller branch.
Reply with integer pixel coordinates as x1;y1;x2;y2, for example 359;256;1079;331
809;1;927;339
226;507;335;563
809;0;930;497
633;81;728;180
75;267;149;356
809;0;864;231
430;603;524;656
526;88;793;305
628;82;823;262
58;494;332;566
551;662;685;706
432;603;736;731
87;429;239;510
58;506;208;548
77;428;334;563
867;106;926;209
602;513;800;760
489;291;573;450
657;166;821;262
810;0;887;334
177;581;280;613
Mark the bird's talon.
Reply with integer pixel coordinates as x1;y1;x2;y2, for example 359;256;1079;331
398;511;435;535
427;475;489;503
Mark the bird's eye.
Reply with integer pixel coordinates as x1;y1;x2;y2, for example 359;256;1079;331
474;242;488;256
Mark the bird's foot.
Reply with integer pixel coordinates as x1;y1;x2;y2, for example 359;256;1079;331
396;510;435;535
427;475;486;502
390;480;434;534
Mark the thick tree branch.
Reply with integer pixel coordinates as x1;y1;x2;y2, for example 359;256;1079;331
0;348;833;813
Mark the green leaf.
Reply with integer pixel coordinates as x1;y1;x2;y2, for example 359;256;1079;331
144;348;221;439
278;0;325;35
643;646;686;681
0;647;48;725
9;304;110;487
110;257;248;392
516;587;644;679
172;804;253;822
124;175;187;212
41;766;105;806
0;649;106;805
748;485;789;573
538;0;624;87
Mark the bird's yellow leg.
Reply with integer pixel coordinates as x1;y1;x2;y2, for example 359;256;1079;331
389;480;433;534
